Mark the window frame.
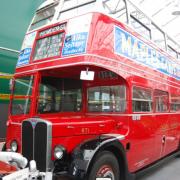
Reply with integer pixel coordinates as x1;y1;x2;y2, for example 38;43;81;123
87;84;127;113
132;86;153;113
130;14;151;40
102;0;128;24
154;89;169;113
29;2;59;31
151;23;166;50
36;75;83;114
11;75;34;116
170;94;180;112
167;45;178;59
58;0;96;20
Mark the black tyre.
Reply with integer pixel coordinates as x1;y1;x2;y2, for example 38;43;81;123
88;151;120;180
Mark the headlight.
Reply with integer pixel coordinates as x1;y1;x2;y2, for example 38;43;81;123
54;145;66;160
10;140;18;152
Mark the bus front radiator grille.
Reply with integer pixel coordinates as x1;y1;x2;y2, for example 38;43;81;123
22;121;33;163
22;119;52;172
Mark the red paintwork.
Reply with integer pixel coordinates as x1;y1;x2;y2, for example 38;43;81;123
0;161;17;174
6;12;180;174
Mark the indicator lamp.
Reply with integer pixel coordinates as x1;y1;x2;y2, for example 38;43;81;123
10;140;18;152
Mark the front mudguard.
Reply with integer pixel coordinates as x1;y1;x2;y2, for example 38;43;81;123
68;135;133;180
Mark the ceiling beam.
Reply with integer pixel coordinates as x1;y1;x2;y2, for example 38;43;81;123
152;1;173;17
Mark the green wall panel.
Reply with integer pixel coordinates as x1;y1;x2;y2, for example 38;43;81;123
0;51;18;103
0;0;44;104
0;0;44;138
0;79;10;94
0;0;44;50
0;52;18;73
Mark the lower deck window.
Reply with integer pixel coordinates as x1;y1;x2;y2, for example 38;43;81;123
88;85;126;112
11;76;34;115
132;86;152;112
170;94;180;112
171;104;180;112
154;90;168;112
133;101;152;112
38;77;82;113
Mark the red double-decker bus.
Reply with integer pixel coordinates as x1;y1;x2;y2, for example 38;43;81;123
4;0;180;179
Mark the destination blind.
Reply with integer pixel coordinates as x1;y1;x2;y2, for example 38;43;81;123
33;33;64;60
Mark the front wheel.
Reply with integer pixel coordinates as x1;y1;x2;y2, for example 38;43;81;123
87;151;120;180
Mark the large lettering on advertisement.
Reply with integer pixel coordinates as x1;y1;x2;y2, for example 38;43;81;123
114;26;180;80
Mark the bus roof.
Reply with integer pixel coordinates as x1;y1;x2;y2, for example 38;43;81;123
31;0;180;57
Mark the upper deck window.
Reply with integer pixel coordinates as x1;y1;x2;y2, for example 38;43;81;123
132;86;152;112
128;2;151;40
88;85;126;112
38;76;82;113
151;23;166;50
58;0;96;20
29;2;59;31
167;45;178;59
167;36;179;59
11;76;34;115
102;0;128;24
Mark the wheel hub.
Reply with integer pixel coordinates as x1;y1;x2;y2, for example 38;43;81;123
96;165;115;180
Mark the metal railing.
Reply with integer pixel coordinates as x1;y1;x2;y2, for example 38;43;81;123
0;47;19;54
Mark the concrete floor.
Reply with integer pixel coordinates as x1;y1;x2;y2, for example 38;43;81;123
0;143;180;180
52;157;180;180
138;157;180;180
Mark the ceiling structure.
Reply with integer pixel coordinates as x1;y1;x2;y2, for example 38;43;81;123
0;0;44;51
132;0;180;48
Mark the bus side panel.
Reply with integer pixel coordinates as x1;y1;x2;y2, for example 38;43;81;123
164;114;180;155
127;115;157;172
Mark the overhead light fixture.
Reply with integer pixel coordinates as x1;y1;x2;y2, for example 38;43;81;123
172;0;180;15
172;9;180;15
